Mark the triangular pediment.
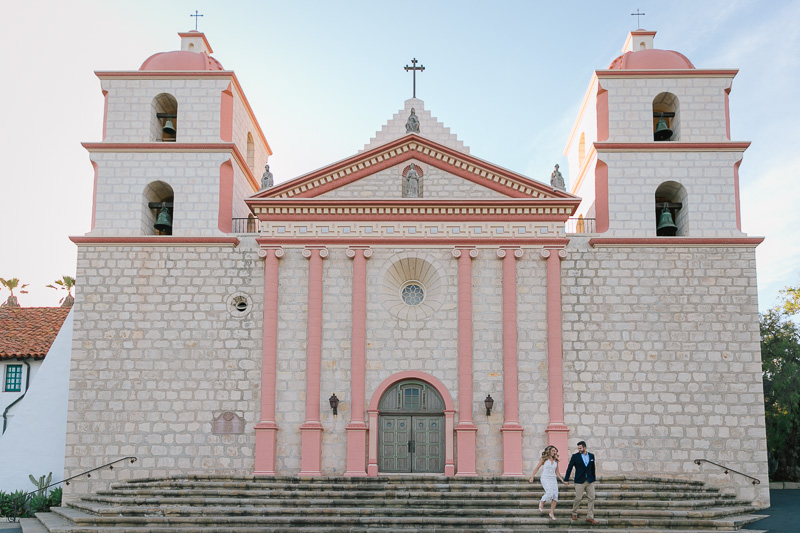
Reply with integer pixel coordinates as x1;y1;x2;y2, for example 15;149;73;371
250;135;576;201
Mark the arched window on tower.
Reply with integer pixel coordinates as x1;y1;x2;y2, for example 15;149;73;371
143;181;174;235
655;181;687;236
578;132;586;167
653;92;679;142
246;133;255;174
151;93;178;142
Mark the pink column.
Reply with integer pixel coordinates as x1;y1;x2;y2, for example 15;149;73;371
497;247;524;476
299;246;328;476
254;246;284;475
367;408;379;476
541;248;570;467
452;247;478;476
345;246;372;477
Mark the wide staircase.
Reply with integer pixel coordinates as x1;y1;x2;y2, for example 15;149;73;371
22;475;766;533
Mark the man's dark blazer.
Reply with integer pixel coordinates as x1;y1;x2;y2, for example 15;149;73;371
564;452;596;484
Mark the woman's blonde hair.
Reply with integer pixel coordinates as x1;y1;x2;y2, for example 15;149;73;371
541;445;559;461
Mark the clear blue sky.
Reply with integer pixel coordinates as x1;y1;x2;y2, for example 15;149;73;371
1;0;797;311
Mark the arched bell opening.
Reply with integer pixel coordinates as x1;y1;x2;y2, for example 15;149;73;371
246;132;255;174
653;92;679;142
655;181;687;236
151;93;178;142
143;181;174;235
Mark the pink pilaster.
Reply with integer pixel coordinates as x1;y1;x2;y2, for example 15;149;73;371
345;246;372;477
299;246;328;476
452;247;478;476
254;246;284;475
541;249;570;465
497;247;524;476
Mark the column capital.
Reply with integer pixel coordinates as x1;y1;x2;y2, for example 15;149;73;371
452;247;479;259
346;247;373;259
302;246;329;259
496;247;523;259
258;246;284;259
540;248;568;260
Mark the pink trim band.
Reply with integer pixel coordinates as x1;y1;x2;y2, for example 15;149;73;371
453;247;478;476
497;247;524;476
589;237;764;248
69;236;239;246
255;238;570;247
594;142;750;152
345;247;371;477
299;247;328;476
254;247;284;475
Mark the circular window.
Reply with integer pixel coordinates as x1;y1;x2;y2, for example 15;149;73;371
400;281;425;306
226;292;253;318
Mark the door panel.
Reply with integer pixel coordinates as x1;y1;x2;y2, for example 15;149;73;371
413;416;443;473
379;415;444;473
380;416;411;472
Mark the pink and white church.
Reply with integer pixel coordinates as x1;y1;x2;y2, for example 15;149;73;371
66;29;769;504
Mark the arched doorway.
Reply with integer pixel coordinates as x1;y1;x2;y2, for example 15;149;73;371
378;380;445;473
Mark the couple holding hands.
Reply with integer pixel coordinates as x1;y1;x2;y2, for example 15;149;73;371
528;440;598;524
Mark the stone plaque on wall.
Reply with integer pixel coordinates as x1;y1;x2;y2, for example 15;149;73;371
212;412;245;435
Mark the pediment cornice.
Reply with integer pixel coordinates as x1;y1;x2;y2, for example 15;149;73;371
251;135;577;201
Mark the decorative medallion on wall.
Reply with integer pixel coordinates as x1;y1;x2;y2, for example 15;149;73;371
212;411;245;435
402;163;424;198
226;292;253;318
380;253;445;321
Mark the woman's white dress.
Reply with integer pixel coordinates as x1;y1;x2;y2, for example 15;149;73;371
540;459;559;502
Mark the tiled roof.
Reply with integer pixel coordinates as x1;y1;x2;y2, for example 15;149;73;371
0;307;71;360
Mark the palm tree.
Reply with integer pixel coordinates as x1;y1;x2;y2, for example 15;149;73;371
47;275;76;307
0;277;29;308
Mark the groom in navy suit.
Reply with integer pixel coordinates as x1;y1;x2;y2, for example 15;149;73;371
564;440;598;524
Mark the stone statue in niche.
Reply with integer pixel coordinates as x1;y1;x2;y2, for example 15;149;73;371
550;164;565;191
405;108;420;133
404;166;420;198
260;164;274;190
212;411;245;435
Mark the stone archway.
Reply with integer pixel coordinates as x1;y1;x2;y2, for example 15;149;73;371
367;371;455;476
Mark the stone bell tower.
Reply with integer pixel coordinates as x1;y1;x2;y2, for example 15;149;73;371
80;31;271;238
564;29;749;238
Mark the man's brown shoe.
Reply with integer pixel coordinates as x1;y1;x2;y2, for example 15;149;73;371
571;514;578;520
586;518;599;525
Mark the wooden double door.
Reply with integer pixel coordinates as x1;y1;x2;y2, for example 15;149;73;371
379;415;444;473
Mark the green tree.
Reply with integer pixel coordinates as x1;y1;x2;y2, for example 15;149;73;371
47;275;76;307
761;286;800;481
0;277;29;308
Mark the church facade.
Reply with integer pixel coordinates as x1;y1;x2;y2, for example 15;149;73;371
66;30;768;504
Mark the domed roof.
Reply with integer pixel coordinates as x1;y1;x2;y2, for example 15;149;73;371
139;50;224;71
609;49;694;70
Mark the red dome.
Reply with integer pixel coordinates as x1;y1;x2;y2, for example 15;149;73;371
609;49;694;70
139;51;224;71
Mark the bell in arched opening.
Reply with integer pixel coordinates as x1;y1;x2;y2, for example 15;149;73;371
656;203;678;236
654;117;673;141
154;206;173;235
162;119;176;136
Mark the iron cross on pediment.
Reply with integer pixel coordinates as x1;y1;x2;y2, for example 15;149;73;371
404;58;425;98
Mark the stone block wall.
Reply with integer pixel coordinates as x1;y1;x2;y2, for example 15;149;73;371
65;239;265;498
601;150;744;238
561;237;768;503
88;152;231;236
101;78;231;144
603;76;732;143
65;238;768;505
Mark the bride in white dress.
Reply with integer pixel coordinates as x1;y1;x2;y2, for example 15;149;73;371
529;445;568;520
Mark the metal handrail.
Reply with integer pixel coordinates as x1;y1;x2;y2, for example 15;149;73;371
6;457;137;523
694;458;760;485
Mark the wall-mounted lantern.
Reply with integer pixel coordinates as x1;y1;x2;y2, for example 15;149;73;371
484;394;494;416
